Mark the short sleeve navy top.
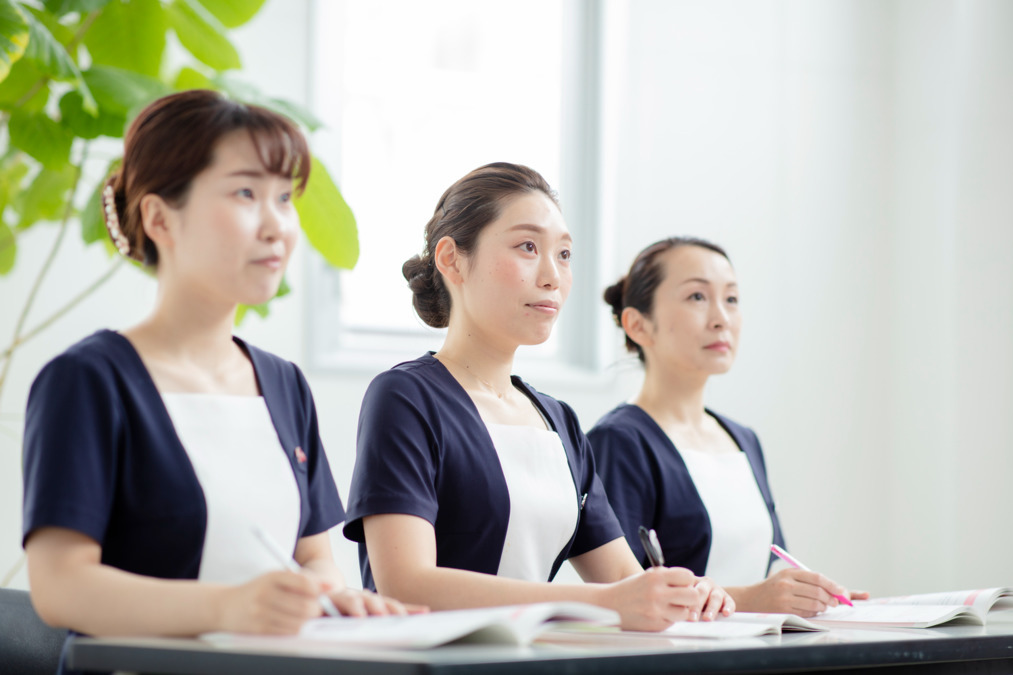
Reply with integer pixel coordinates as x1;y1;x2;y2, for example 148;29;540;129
343;353;624;590
587;404;785;576
21;330;345;580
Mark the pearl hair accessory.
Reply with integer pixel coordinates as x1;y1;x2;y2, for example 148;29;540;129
102;184;131;256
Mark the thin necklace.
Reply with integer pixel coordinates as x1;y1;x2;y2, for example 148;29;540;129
437;354;509;400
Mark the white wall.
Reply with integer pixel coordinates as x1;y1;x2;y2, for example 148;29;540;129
595;0;1013;596
2;0;1011;598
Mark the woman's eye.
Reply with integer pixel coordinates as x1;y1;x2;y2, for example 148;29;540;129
689;292;705;301
279;192;292;203
727;296;738;304
238;188;254;199
559;249;571;261
520;241;536;253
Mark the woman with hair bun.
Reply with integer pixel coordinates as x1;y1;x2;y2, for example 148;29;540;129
343;164;734;631
21;90;408;670
588;238;866;617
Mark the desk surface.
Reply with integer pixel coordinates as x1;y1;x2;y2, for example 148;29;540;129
69;617;1013;675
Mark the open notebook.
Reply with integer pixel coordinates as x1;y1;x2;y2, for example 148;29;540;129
811;587;1013;629
575;612;824;640
207;602;619;649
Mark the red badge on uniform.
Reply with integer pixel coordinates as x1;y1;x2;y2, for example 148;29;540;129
295;446;307;464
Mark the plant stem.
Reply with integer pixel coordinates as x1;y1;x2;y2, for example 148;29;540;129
0;143;89;404
0;259;123;362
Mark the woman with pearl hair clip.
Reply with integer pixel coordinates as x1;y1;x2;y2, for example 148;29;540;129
22;90;412;674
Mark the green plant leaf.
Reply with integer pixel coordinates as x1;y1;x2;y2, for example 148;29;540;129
0;220;15;274
12;162;77;229
0;0;28;83
265;96;322;132
173;64;213;91
234;275;290;325
25;6;74;46
294;157;358;270
195;0;265;29
0;57;48;111
212;74;323;131
83;0;166;78
0;155;30;209
80;175;104;244
168;0;240;71
83;64;169;115
22;10;97;112
59;89;125;138
43;0;112;17
8;110;75;169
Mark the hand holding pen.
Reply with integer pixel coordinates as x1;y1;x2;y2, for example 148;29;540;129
253;526;341;617
638;526;735;622
252;526;425;621
759;544;868;616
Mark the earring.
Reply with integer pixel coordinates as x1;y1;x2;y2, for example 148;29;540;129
102;185;131;257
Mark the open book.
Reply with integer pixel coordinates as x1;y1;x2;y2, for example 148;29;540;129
597;613;824;640
865;588;1013;615
811;603;986;629
289;602;619;648
808;587;1013;629
661;612;825;639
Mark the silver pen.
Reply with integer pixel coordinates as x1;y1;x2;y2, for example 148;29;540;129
252;526;340;617
638;525;666;568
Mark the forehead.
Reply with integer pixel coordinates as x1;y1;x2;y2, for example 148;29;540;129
205;130;266;171
487;191;569;238
659;245;736;284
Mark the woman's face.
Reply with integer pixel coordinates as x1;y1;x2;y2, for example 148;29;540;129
449;191;572;350
153;129;299;307
637;245;741;377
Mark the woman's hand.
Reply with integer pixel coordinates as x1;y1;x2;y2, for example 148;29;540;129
219;570;327;635
736;568;854;617
694;576;735;620
327;588;429;617
594;566;705;632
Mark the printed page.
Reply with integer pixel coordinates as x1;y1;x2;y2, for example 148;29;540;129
866;588;1013;614
615;613;824;640
293;602;618;649
812;604;985;629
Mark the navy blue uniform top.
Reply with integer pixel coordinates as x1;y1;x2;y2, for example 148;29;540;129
343;353;625;590
22;329;345;579
587;403;785;576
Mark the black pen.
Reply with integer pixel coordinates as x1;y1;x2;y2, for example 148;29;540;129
638;525;665;568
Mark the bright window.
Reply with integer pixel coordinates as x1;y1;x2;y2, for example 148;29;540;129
307;0;601;372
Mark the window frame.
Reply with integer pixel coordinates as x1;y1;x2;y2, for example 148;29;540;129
303;0;612;381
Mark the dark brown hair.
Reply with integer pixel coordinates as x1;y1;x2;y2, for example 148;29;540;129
103;89;311;265
402;162;559;328
605;237;731;361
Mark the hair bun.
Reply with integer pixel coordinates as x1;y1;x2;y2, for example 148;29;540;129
602;277;626;327
402;253;450;328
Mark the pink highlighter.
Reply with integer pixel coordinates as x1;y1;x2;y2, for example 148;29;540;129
770;544;854;607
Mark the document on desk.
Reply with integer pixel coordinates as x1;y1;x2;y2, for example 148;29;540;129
217;602;620;649
609;613;825;639
665;613;825;638
811;603;986;629
863;588;1013;615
